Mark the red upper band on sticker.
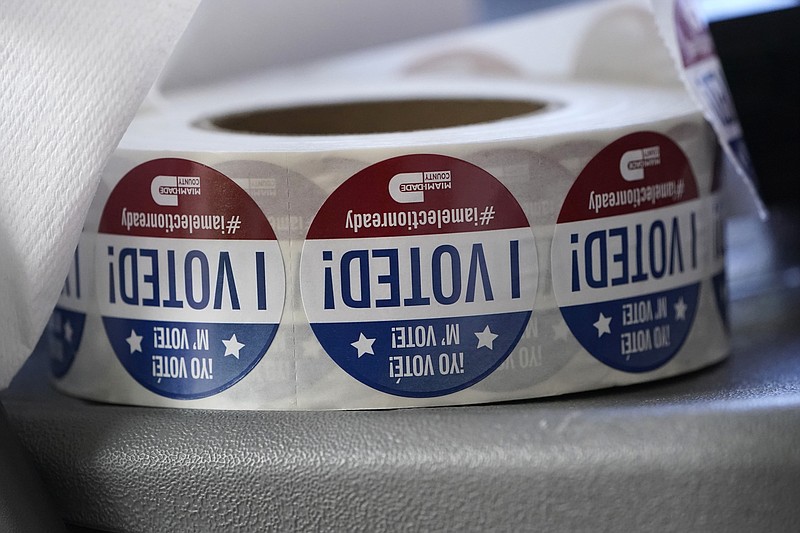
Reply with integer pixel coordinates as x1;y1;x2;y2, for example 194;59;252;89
306;154;530;240
99;158;275;240
557;132;699;223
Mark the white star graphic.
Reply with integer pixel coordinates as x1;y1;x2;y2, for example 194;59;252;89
351;333;376;358
63;320;74;344
222;334;245;359
593;313;612;337
475;325;498;350
674;297;688;321
126;329;143;354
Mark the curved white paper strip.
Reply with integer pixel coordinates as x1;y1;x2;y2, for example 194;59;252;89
0;0;199;388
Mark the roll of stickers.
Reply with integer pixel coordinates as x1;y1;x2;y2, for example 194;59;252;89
45;0;738;410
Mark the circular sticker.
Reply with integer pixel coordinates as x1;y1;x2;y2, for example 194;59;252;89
300;154;537;397
466;147;589;392
552;132;702;372
96;158;285;399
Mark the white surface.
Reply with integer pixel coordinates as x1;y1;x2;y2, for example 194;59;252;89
0;0;199;388
159;0;478;93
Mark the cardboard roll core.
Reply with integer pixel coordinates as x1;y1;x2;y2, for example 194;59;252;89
202;98;546;135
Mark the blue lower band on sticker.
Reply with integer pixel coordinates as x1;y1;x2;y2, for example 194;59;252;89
311;311;531;397
103;318;277;399
560;283;699;372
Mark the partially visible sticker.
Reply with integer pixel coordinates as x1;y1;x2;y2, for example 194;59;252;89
674;0;754;179
96;158;285;399
301;154;537;397
710;155;728;329
467;147;588;392
552;132;703;372
48;241;88;378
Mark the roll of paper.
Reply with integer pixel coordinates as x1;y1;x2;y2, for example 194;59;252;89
45;0;739;409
